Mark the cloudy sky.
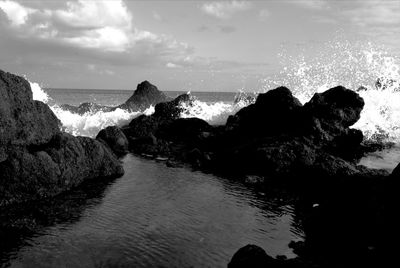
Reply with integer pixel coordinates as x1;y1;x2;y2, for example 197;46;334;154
0;0;399;91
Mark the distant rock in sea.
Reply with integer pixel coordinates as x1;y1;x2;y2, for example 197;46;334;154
117;80;171;112
0;69;124;207
60;80;170;115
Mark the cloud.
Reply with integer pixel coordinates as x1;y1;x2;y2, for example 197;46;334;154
258;9;270;21
201;1;252;19
343;1;400;27
197;25;210;32
340;0;400;50
166;62;182;68
0;0;35;26
152;11;163;22
0;0;193;63
292;0;329;10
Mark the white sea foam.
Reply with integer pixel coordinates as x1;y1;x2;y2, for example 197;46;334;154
30;81;50;103
29;39;400;143
30;82;145;137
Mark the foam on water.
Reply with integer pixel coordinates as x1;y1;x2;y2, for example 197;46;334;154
30;39;400;144
179;97;250;125
30;82;147;137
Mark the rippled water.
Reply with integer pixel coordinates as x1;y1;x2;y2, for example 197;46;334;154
2;155;302;268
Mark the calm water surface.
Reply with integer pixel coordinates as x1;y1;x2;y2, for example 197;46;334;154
4;155;302;268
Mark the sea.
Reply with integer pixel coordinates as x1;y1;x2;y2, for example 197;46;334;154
2;40;400;267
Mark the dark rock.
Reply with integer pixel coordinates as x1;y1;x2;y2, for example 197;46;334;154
228;244;276;268
303;86;364;136
0;69;124;207
0;69;60;162
96;126;129;156
118;80;170;112
228;244;321;268
158;117;212;142
153;93;193;119
226;87;302;137
121;94;209;160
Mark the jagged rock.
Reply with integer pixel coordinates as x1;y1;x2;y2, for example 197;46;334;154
96;126;129;156
118;80;170;112
0;69;124;207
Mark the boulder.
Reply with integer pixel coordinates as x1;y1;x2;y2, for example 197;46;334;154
228;244;318;268
0;69;124;207
228;244;276;268
303;86;364;136
96;126;129;156
153;93;193;119
0;69;60;162
226;87;303;137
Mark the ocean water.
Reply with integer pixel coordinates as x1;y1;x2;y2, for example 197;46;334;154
3;39;400;267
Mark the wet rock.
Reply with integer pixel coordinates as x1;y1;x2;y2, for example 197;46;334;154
153;93;193;119
0;69;124;207
226;86;303;137
121;94;208;160
228;244;320;268
303;86;364;131
0;69;60;161
228;244;276;268
96;126;129;156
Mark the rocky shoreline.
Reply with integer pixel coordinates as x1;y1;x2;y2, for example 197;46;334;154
0;69;124;208
98;82;392;267
0;69;394;267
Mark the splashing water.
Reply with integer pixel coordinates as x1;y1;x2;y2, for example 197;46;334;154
179;95;251;125
263;40;400;143
30;82;146;137
31;82;51;103
29;39;400;143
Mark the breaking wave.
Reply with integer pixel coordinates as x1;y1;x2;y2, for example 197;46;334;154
30;39;400;144
30;83;149;137
262;40;400;143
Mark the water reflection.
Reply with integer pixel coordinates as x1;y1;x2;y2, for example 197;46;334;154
1;154;303;268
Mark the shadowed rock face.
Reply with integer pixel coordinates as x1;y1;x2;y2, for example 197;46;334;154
0;70;60;162
96;126;129;156
0;69;124;208
116;85;371;179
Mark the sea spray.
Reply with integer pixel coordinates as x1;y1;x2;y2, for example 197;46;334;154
30;82;147;137
29;39;400;143
262;40;400;143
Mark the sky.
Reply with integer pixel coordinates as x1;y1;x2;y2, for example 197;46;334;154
0;0;399;91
